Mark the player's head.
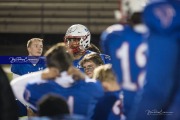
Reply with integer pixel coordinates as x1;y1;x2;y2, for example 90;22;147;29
116;0;148;23
37;94;69;117
80;53;104;78
93;64;118;91
45;43;73;72
27;38;43;56
64;24;91;55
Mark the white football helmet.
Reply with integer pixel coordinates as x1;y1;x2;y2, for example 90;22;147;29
115;0;148;22
64;24;91;54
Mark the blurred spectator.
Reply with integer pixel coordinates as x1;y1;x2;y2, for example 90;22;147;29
26;94;87;120
37;94;69;117
0;65;18;120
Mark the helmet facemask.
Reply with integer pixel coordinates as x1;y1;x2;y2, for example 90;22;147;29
79;34;91;50
65;37;84;55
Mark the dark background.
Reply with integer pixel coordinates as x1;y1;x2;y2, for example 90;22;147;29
0;33;100;45
0;33;101;55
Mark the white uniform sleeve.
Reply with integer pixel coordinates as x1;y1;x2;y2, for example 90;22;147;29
10;71;42;108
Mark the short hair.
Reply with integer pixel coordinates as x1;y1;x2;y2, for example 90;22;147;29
80;53;104;67
27;38;43;48
37;94;70;117
93;64;116;82
129;12;142;26
44;43;73;72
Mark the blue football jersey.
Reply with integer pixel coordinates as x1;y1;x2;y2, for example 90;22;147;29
100;24;148;116
128;1;180;120
73;50;94;71
24;79;104;119
11;58;46;75
100;53;111;64
92;90;125;120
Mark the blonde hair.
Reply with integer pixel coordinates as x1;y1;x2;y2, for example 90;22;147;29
80;53;104;67
27;38;43;48
93;64;116;82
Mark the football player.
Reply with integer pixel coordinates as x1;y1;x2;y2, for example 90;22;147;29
92;64;125;120
11;38;46;117
80;53;104;78
129;0;180;120
64;24;111;71
11;38;46;79
100;0;148;117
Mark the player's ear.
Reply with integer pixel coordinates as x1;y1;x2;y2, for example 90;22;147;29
27;47;31;52
27;47;31;53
